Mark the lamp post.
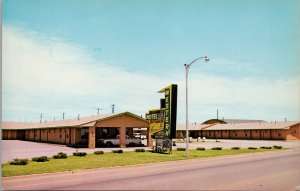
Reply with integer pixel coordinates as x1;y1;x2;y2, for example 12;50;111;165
184;55;209;158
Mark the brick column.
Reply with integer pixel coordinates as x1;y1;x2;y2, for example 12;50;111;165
119;126;126;148
88;126;96;149
147;128;153;147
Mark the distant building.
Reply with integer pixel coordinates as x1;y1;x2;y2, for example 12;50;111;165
177;119;300;140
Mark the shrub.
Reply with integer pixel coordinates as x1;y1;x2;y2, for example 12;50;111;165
10;158;29;165
112;150;123;153
231;147;240;150
248;147;257;150
53;152;68;159
196;147;205;151
94;151;104;155
260;146;272;149
177;148;186;151
211;147;222;150
32;156;49;162
73;152;87;157
273;145;282;149
135;148;145;152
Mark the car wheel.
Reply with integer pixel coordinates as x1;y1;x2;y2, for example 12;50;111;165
106;142;113;147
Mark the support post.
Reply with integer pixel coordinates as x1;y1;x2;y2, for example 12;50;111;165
119;126;126;148
88;126;96;149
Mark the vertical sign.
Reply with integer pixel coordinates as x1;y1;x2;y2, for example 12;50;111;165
158;84;177;139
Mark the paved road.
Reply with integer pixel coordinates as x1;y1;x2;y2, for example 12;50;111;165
3;149;300;190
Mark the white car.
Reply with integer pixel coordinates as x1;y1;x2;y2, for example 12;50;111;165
98;135;141;147
133;133;147;140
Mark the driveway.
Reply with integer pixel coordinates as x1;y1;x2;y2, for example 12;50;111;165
1;140;150;163
2;139;300;163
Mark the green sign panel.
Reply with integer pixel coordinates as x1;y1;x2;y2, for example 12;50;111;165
146;84;177;138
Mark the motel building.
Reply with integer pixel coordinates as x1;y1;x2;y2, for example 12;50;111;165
2;112;153;148
176;119;300;140
2;113;300;148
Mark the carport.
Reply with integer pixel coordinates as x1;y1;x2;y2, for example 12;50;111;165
85;112;152;148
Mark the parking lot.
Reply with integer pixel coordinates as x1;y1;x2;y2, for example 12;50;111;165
2;139;300;163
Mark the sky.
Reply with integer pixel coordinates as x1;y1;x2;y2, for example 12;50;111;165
2;0;300;123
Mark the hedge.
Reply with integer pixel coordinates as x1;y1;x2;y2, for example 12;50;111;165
196;147;205;151
273;145;282;149
53;152;68;159
260;146;272;149
231;147;240;150
112;150;123;153
32;156;49;162
248;147;257;150
73;152;87;157
135;148;145;152
177;148;186;151
94;151;104;155
10;158;29;165
211;147;222;150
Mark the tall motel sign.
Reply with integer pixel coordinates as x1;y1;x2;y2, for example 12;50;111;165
146;84;178;153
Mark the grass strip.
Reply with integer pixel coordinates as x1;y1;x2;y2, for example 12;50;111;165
2;148;281;177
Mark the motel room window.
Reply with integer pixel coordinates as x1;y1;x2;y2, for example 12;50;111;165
81;129;89;140
278;133;281;137
60;134;62;139
245;134;247;136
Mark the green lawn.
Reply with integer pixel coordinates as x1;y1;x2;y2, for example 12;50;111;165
2;148;281;177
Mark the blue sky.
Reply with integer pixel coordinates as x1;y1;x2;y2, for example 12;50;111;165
2;0;300;123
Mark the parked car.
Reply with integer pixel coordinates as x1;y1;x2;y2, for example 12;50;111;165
98;135;141;147
133;133;147;140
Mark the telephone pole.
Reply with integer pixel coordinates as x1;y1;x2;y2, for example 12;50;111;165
111;104;115;114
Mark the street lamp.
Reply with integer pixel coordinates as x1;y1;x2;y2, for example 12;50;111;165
184;55;209;158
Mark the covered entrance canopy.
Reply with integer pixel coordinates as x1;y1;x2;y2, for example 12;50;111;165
80;112;151;148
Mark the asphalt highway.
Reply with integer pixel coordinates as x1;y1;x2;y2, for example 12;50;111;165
3;149;300;190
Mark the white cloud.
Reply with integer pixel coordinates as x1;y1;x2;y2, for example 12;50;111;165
3;26;299;123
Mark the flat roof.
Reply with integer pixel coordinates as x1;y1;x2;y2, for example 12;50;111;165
204;121;300;130
176;123;215;131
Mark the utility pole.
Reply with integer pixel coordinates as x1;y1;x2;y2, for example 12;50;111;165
63;113;65;120
111;104;115;114
95;107;103;115
40;113;43;123
217;109;219;120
